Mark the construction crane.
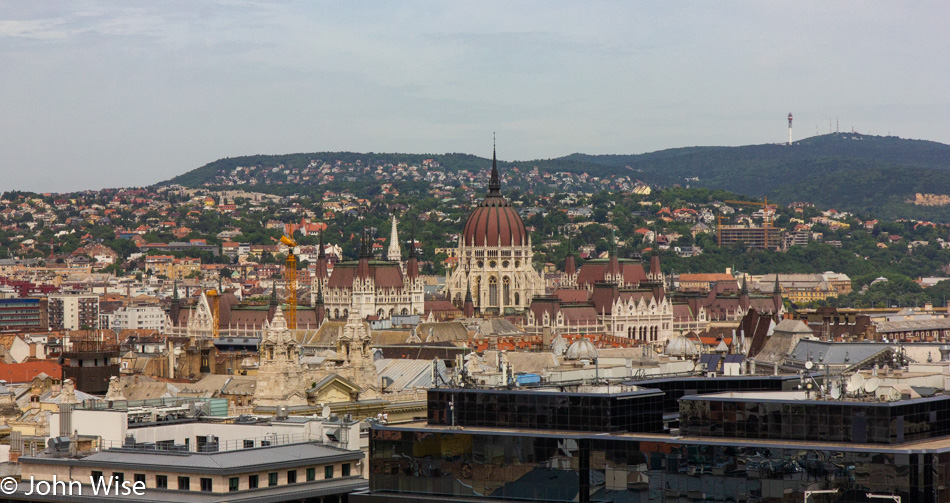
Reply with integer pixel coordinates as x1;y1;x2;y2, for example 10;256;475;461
280;235;298;329
722;198;778;249
206;289;220;338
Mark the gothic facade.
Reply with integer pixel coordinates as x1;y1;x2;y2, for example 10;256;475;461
312;220;424;321
527;250;676;345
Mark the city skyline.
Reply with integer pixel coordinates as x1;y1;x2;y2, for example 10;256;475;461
2;1;949;192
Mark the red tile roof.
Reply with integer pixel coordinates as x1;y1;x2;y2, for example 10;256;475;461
0;361;62;383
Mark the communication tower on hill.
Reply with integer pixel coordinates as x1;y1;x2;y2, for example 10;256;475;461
787;112;793;145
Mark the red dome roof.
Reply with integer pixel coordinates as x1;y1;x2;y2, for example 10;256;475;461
461;148;527;247
462;198;527;247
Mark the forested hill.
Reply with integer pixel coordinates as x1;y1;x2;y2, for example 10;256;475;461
162;133;950;221
575;133;950;220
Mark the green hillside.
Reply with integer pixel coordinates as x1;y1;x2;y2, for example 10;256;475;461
162;133;950;220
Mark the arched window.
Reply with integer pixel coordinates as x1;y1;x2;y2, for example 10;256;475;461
333;309;339;319
514;292;520;306
489;276;498;307
503;277;511;306
401;308;408;315
343;308;348;318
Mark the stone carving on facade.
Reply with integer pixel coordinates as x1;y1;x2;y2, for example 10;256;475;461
104;376;127;401
253;305;307;407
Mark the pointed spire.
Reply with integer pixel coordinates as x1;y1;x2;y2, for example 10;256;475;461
463;275;475;318
387;211;402;262
564;234;577;279
773;274;781;294
609;228;617;255
406;223;419;280
488;134;501;195
357;228;372;279
172;280;179;301
649;248;662;282
270;281;278;306
316;230;328;280
407;223;417;259
741;276;749;295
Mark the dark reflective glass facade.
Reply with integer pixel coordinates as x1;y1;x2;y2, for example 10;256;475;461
365;427;948;503
428;388;664;434
634;375;798;413
681;394;950;444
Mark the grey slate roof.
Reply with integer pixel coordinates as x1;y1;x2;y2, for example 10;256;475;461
22;441;360;475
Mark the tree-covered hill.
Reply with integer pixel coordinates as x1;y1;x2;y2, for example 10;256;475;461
161;132;950;220
568;133;950;219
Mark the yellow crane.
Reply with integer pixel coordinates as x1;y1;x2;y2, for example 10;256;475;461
280;235;298;329
722;198;778;249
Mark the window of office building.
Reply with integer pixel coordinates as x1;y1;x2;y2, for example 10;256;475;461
200;478;212;492
287;470;296;483
342;463;351;477
134;474;145;485
155;475;167;489
325;465;334;479
113;472;123;484
306;467;316;481
268;472;278;486
248;474;258;489
229;477;239;492
178;476;190;490
91;471;103;483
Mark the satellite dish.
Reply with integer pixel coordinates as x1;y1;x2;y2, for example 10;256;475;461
848;373;865;393
321;405;331;419
865;378;881;394
804;361;814;370
830;384;841;400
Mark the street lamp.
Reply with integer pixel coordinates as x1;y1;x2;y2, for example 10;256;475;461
804;489;838;502
866;493;900;503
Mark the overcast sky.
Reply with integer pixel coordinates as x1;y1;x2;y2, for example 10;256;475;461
2;1;949;192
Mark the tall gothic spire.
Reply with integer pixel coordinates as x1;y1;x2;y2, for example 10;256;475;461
488;134;501;195
387;211;402;262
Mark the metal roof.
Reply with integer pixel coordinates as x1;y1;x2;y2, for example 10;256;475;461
876;318;950;333
787;340;891;366
22;442;360;476
375;358;448;390
6;477;366;502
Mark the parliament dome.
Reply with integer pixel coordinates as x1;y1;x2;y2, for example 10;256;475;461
461;150;528;247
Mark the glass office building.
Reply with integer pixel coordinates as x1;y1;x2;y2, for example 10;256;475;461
355;379;950;503
427;387;664;434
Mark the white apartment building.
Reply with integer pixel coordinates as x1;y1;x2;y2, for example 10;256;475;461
112;304;168;332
